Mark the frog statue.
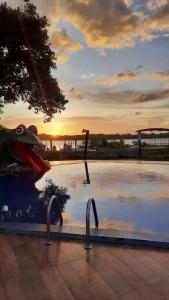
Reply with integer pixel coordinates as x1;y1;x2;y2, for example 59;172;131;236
0;124;51;174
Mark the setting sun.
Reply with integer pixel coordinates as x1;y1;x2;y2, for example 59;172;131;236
39;121;65;136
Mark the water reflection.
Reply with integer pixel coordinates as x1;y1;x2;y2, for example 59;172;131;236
1;160;169;235
100;219;135;231
83;161;90;184
0;174;70;224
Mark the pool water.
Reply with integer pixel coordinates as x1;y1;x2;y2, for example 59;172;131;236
0;160;169;235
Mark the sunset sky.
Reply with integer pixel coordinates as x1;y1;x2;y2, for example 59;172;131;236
1;0;169;135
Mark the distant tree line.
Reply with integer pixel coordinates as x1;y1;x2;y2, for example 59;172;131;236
39;132;169;141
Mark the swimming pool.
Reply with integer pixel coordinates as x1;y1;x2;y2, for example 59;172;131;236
0;160;169;236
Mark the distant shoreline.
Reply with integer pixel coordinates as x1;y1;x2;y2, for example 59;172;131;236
39;133;169;141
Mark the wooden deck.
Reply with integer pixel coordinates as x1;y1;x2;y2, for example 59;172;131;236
1;234;169;300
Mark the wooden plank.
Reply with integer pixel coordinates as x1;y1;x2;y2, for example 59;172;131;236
143;248;169;270
138;284;167;300
120;290;144;300
24;236;52;271
9;234;24;247
124;247;169;280
42;240;83;266
13;242;54;300
0;234;21;280
0;281;8;300
56;240;83;264
98;251;147;290
143;249;169;272
58;260;103;300
71;258;118;300
86;250;132;297
43;240;67;266
5;277;29;300
110;246;167;284
20;275;54;300
149;278;169;300
161;249;169;259
41;267;75;300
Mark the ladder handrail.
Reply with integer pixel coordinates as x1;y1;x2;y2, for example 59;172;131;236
85;198;99;250
44;195;63;245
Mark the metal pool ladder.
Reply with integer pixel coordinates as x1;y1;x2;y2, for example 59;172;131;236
44;195;63;245
85;198;99;250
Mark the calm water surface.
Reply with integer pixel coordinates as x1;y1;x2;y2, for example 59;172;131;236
0;160;169;235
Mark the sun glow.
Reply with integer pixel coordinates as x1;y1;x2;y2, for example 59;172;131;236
39;120;66;135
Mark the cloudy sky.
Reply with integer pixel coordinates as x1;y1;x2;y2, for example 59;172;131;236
1;0;169;135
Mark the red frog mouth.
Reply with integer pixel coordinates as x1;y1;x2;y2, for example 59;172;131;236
12;142;50;174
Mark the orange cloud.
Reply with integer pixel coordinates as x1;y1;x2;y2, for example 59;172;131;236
54;52;69;64
93;70;169;85
7;0;169;51
68;87;85;101
50;29;82;52
93;71;140;85
58;81;169;106
134;89;169;103
148;1;169;32
61;0;149;49
124;0;133;6
50;28;83;63
81;85;169;106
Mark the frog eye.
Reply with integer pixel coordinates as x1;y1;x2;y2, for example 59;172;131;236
16;125;25;135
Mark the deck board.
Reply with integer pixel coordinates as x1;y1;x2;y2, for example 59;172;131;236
86;250;132;297
0;235;21;280
98;250;147;290
5;277;29;300
58;261;100;300
142;248;169;270
137;284;167;300
41;267;75;300
0;281;8;300
1;234;169;300
119;290;144;300
110;245;168;284
24;236;52;271
68;258;117;300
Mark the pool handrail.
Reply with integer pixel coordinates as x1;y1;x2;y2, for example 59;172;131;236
85;198;99;250
44;195;63;245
